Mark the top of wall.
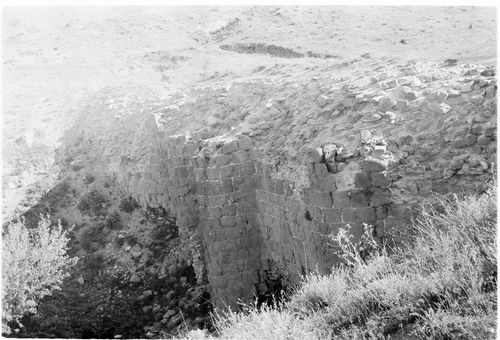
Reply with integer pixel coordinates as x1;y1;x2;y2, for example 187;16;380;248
61;58;496;211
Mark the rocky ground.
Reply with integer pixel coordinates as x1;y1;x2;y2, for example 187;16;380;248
1;5;496;339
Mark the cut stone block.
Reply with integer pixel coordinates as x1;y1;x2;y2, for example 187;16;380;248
360;157;390;172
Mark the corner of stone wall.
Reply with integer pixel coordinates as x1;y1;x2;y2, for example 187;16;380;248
194;136;261;309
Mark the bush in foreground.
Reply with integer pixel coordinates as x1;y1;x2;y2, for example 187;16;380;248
205;184;496;339
2;215;78;335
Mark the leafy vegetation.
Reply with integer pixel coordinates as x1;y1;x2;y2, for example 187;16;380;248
103;211;123;230
77;189;110;217
119;196;140;213
209;184;497;339
2;215;78;335
116;234;138;248
20;272;151;338
83;173;96;184
20;265;211;339
80;225;108;252
21;180;74;229
71;163;84;172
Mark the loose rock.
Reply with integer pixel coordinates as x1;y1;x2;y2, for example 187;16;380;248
470;95;484;106
323;144;337;161
299;145;323;163
378;97;397;112
130;274;141;283
360;130;372;144
317;94;328;107
361;157;390;172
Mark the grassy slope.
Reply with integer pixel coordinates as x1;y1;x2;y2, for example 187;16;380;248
194;182;496;340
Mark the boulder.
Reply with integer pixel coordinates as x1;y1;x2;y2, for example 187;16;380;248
335;151;354;162
463;134;476;146
256;282;268;294
385;111;397;123
371;171;391;187
317;94;328;107
151;322;161;332
354;172;371;189
360;130;372;144
373;145;387;155
323;144;337;161
477;136;492;145
195;317;205;327
130;274;141;283
437;90;448;103
166;290;176;301
167;314;183;329
163;309;177;321
361;157;390;172
460;82;474;93
470;95;484;106
299;145;323;163
378;97;397;112
443;168;456;179
480;69;495;77
444;58;458;66
427;102;451;114
222;140;238;154
168;264;178;275
404;91;417;101
381;78;398;89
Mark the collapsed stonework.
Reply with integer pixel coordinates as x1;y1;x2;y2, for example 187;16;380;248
62;62;497;310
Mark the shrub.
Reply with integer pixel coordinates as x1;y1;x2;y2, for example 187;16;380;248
116;234;138;248
71;164;84;172
2;215;78;334
104;211;123;230
77;190;109;217
81;253;106;278
83;173;95;184
43;180;73;209
21;271;158;338
119;196;139;213
80;225;107;252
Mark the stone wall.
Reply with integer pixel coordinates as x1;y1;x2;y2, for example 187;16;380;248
193;138;261;309
68;64;496;311
119;106;496;309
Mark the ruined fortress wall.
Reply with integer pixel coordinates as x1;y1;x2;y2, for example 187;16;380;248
252;158;396;287
124;105;495;310
125;128;495;309
78;67;496;310
127;133;263;309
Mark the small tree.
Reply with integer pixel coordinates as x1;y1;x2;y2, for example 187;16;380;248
2;214;78;334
